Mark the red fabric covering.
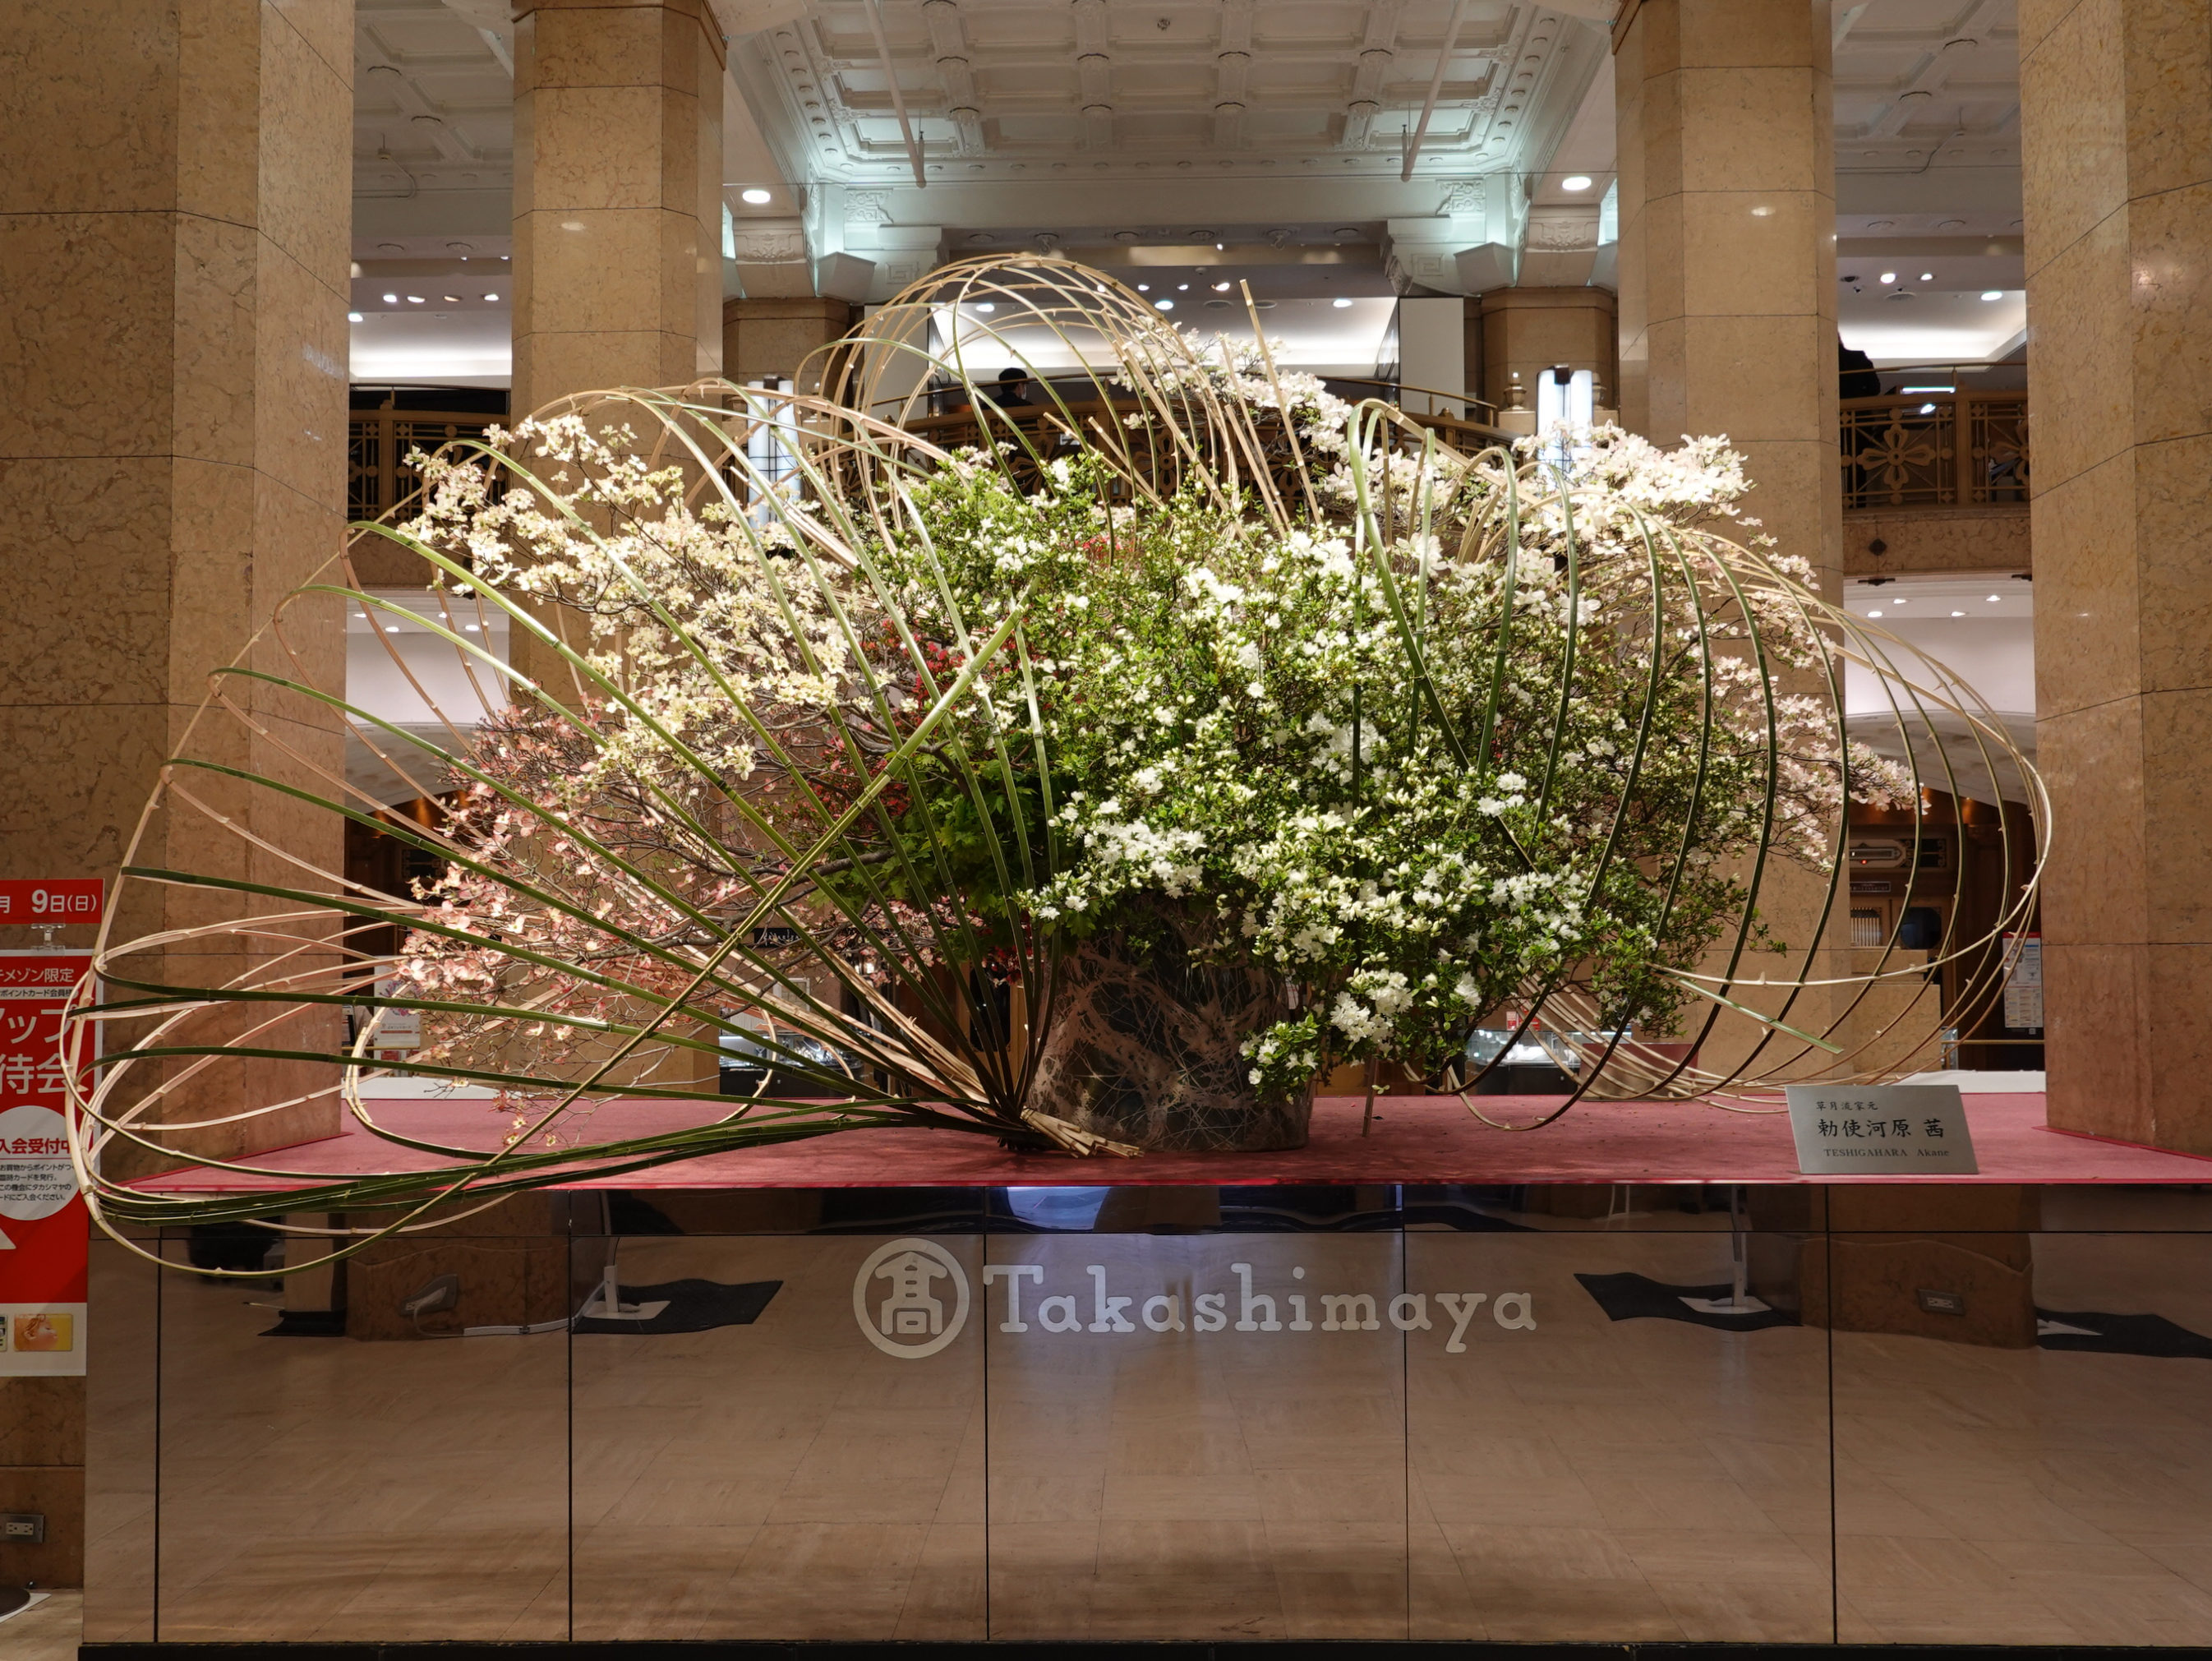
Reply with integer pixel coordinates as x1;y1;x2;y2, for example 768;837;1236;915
132;1091;2212;1192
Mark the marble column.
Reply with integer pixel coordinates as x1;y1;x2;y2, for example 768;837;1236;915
0;0;353;1597
1613;3;1872;1077
1614;0;1841;588
510;0;726;417
2021;0;2212;1153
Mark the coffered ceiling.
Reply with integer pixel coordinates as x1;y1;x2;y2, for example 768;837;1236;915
735;1;1592;185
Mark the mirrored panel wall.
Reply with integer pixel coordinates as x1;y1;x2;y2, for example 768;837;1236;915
84;1183;2212;1645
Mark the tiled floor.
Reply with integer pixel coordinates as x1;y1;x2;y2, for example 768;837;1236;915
81;1202;2212;1644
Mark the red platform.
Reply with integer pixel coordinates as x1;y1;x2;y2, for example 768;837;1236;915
132;1090;2212;1193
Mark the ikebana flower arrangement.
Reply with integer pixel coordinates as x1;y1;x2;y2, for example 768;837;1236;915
71;257;2042;1236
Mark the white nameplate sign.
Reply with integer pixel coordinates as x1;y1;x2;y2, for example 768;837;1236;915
1782;1084;1978;1175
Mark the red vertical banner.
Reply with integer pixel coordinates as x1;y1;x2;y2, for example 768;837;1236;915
0;951;91;1375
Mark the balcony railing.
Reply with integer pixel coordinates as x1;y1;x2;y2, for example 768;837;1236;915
349;407;503;524
1841;382;2029;512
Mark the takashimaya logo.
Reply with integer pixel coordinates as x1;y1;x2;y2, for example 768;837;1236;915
855;1243;1532;1360
854;1238;973;1359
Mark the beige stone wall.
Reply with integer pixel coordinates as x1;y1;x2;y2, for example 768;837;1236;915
1841;505;2032;577
2021;0;2212;1153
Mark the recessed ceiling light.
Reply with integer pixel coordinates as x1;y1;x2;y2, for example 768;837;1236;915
1981;289;2003;301
1212;281;1232;292
464;623;480;632
1951;609;1965;616
1919;271;1934;280
385;624;400;634
975;302;994;312
1878;271;1896;284
1214;242;1224;250
1868;608;1883;617
347;311;363;322
484;292;499;301
1918;401;1937;413
406;295;424;303
740;187;772;205
382;293;398;303
442;294;460;302
1154;298;1174;310
1177;283;1189;290
1136;283;1150;291
1986;594;2000;602
1561;174;1592;191
1332;297;1353;308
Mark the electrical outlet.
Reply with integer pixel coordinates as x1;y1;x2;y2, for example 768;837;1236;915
1;1513;46;1543
402;1272;460;1319
1915;1287;1966;1316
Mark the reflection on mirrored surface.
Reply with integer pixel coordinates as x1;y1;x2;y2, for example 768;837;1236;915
151;1216;569;1640
1409;1230;1832;1642
1834;1228;2212;1645
81;1238;157;1641
984;1233;1407;1640
571;1231;985;1640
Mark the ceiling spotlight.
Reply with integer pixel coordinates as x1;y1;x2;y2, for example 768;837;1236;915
1951;610;1965;616
1212;281;1232;292
1986;594;2000;602
1332;297;1353;308
484;292;499;301
442;293;460;302
385;624;401;634
347;311;363;322
1154;298;1174;311
1867;608;1883;617
1919;401;1938;414
406;294;424;303
382;293;398;303
1137;283;1150;292
975;302;994;312
1561;174;1592;191
1878;270;1896;284
1177;283;1189;290
1215;242;1224;251
1981;288;2003;301
740;187;773;205
464;623;481;632
1920;270;1934;280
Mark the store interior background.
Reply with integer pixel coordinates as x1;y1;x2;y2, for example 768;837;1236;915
5;0;2212;1650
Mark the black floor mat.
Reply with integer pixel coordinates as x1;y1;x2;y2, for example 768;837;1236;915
573;1277;781;1336
1576;1271;1800;1331
2038;1307;2212;1359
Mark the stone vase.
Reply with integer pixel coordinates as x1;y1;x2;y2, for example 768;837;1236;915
1030;907;1312;1152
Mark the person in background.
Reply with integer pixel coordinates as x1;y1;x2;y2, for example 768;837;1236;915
987;364;1034;407
1838;336;1882;399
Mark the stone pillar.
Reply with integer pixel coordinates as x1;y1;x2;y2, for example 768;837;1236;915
1614;0;1841;589
1470;288;1620;418
2021;0;2212;1153
0;0;354;1590
511;0;726;416
723;297;858;396
1613;2;1857;1076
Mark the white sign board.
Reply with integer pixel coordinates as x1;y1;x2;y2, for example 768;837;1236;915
1783;1084;1978;1175
2002;932;2043;1031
